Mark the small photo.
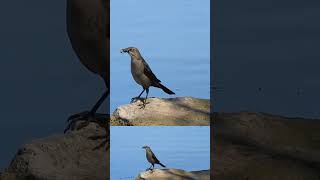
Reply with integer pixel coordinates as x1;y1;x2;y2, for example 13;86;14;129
110;126;210;180
110;0;210;126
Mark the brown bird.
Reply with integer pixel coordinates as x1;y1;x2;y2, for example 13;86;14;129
121;47;175;108
64;0;109;147
142;146;166;170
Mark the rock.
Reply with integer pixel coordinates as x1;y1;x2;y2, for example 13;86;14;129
2;120;109;180
135;169;210;180
213;112;320;179
111;97;210;126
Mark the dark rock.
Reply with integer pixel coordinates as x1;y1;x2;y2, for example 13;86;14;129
2;121;109;180
213;112;320;179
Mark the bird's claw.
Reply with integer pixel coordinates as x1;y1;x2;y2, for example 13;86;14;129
64;111;94;133
131;97;143;103
64;112;108;133
138;100;150;109
146;168;153;172
65;112;110;150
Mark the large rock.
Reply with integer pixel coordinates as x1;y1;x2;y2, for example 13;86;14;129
135;169;210;180
1;120;109;180
111;97;210;126
213;112;320;179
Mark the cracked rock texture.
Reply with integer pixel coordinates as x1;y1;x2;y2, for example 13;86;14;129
111;97;210;126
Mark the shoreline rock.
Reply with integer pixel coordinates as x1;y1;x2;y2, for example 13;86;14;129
1;121;109;180
213;112;320;179
135;168;210;180
111;97;210;126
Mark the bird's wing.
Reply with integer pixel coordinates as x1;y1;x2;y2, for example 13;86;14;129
151;151;161;163
142;58;161;83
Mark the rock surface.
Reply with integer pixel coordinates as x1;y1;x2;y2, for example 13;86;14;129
213;112;320;179
135;169;210;180
1;120;109;180
111;97;210;126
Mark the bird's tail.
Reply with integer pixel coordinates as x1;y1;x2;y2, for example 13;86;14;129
158;162;166;167
158;83;175;95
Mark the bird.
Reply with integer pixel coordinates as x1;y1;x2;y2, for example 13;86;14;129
142;146;166;170
64;0;109;149
121;47;175;108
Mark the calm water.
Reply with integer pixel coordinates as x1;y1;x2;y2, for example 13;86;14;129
110;0;211;112
110;126;210;180
214;0;320;119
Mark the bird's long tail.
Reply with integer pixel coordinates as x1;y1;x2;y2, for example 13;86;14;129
158;162;166;167
157;83;175;95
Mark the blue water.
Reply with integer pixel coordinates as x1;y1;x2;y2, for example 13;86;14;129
214;0;320;119
110;0;210;112
110;126;210;180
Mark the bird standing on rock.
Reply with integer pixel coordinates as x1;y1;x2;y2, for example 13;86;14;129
65;0;109;149
142;146;166;170
121;47;175;108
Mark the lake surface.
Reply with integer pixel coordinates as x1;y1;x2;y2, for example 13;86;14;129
110;0;211;112
214;0;320;119
110;126;210;180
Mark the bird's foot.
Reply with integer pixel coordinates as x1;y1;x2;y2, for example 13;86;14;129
131;97;143;103
138;100;150;109
64;111;108;133
146;168;153;172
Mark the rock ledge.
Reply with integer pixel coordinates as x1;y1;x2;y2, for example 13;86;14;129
111;97;210;126
135;168;210;180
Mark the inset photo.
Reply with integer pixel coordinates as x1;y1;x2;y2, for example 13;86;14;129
110;126;210;180
110;0;210;126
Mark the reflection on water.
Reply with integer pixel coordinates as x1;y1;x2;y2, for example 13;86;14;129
110;0;210;112
110;126;210;180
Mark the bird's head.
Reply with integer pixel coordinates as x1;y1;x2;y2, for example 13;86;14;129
120;47;141;59
142;145;150;150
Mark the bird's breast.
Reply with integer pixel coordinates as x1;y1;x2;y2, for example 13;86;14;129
131;59;151;88
146;151;155;163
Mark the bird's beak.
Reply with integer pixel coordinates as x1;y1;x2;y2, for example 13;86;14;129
120;48;129;53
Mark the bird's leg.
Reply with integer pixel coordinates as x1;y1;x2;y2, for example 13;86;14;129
145;88;149;104
64;88;110;151
64;89;109;133
146;164;153;171
138;88;150;109
131;88;145;103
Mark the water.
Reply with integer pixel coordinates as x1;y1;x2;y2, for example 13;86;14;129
110;0;210;112
110;126;210;180
214;0;320;119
